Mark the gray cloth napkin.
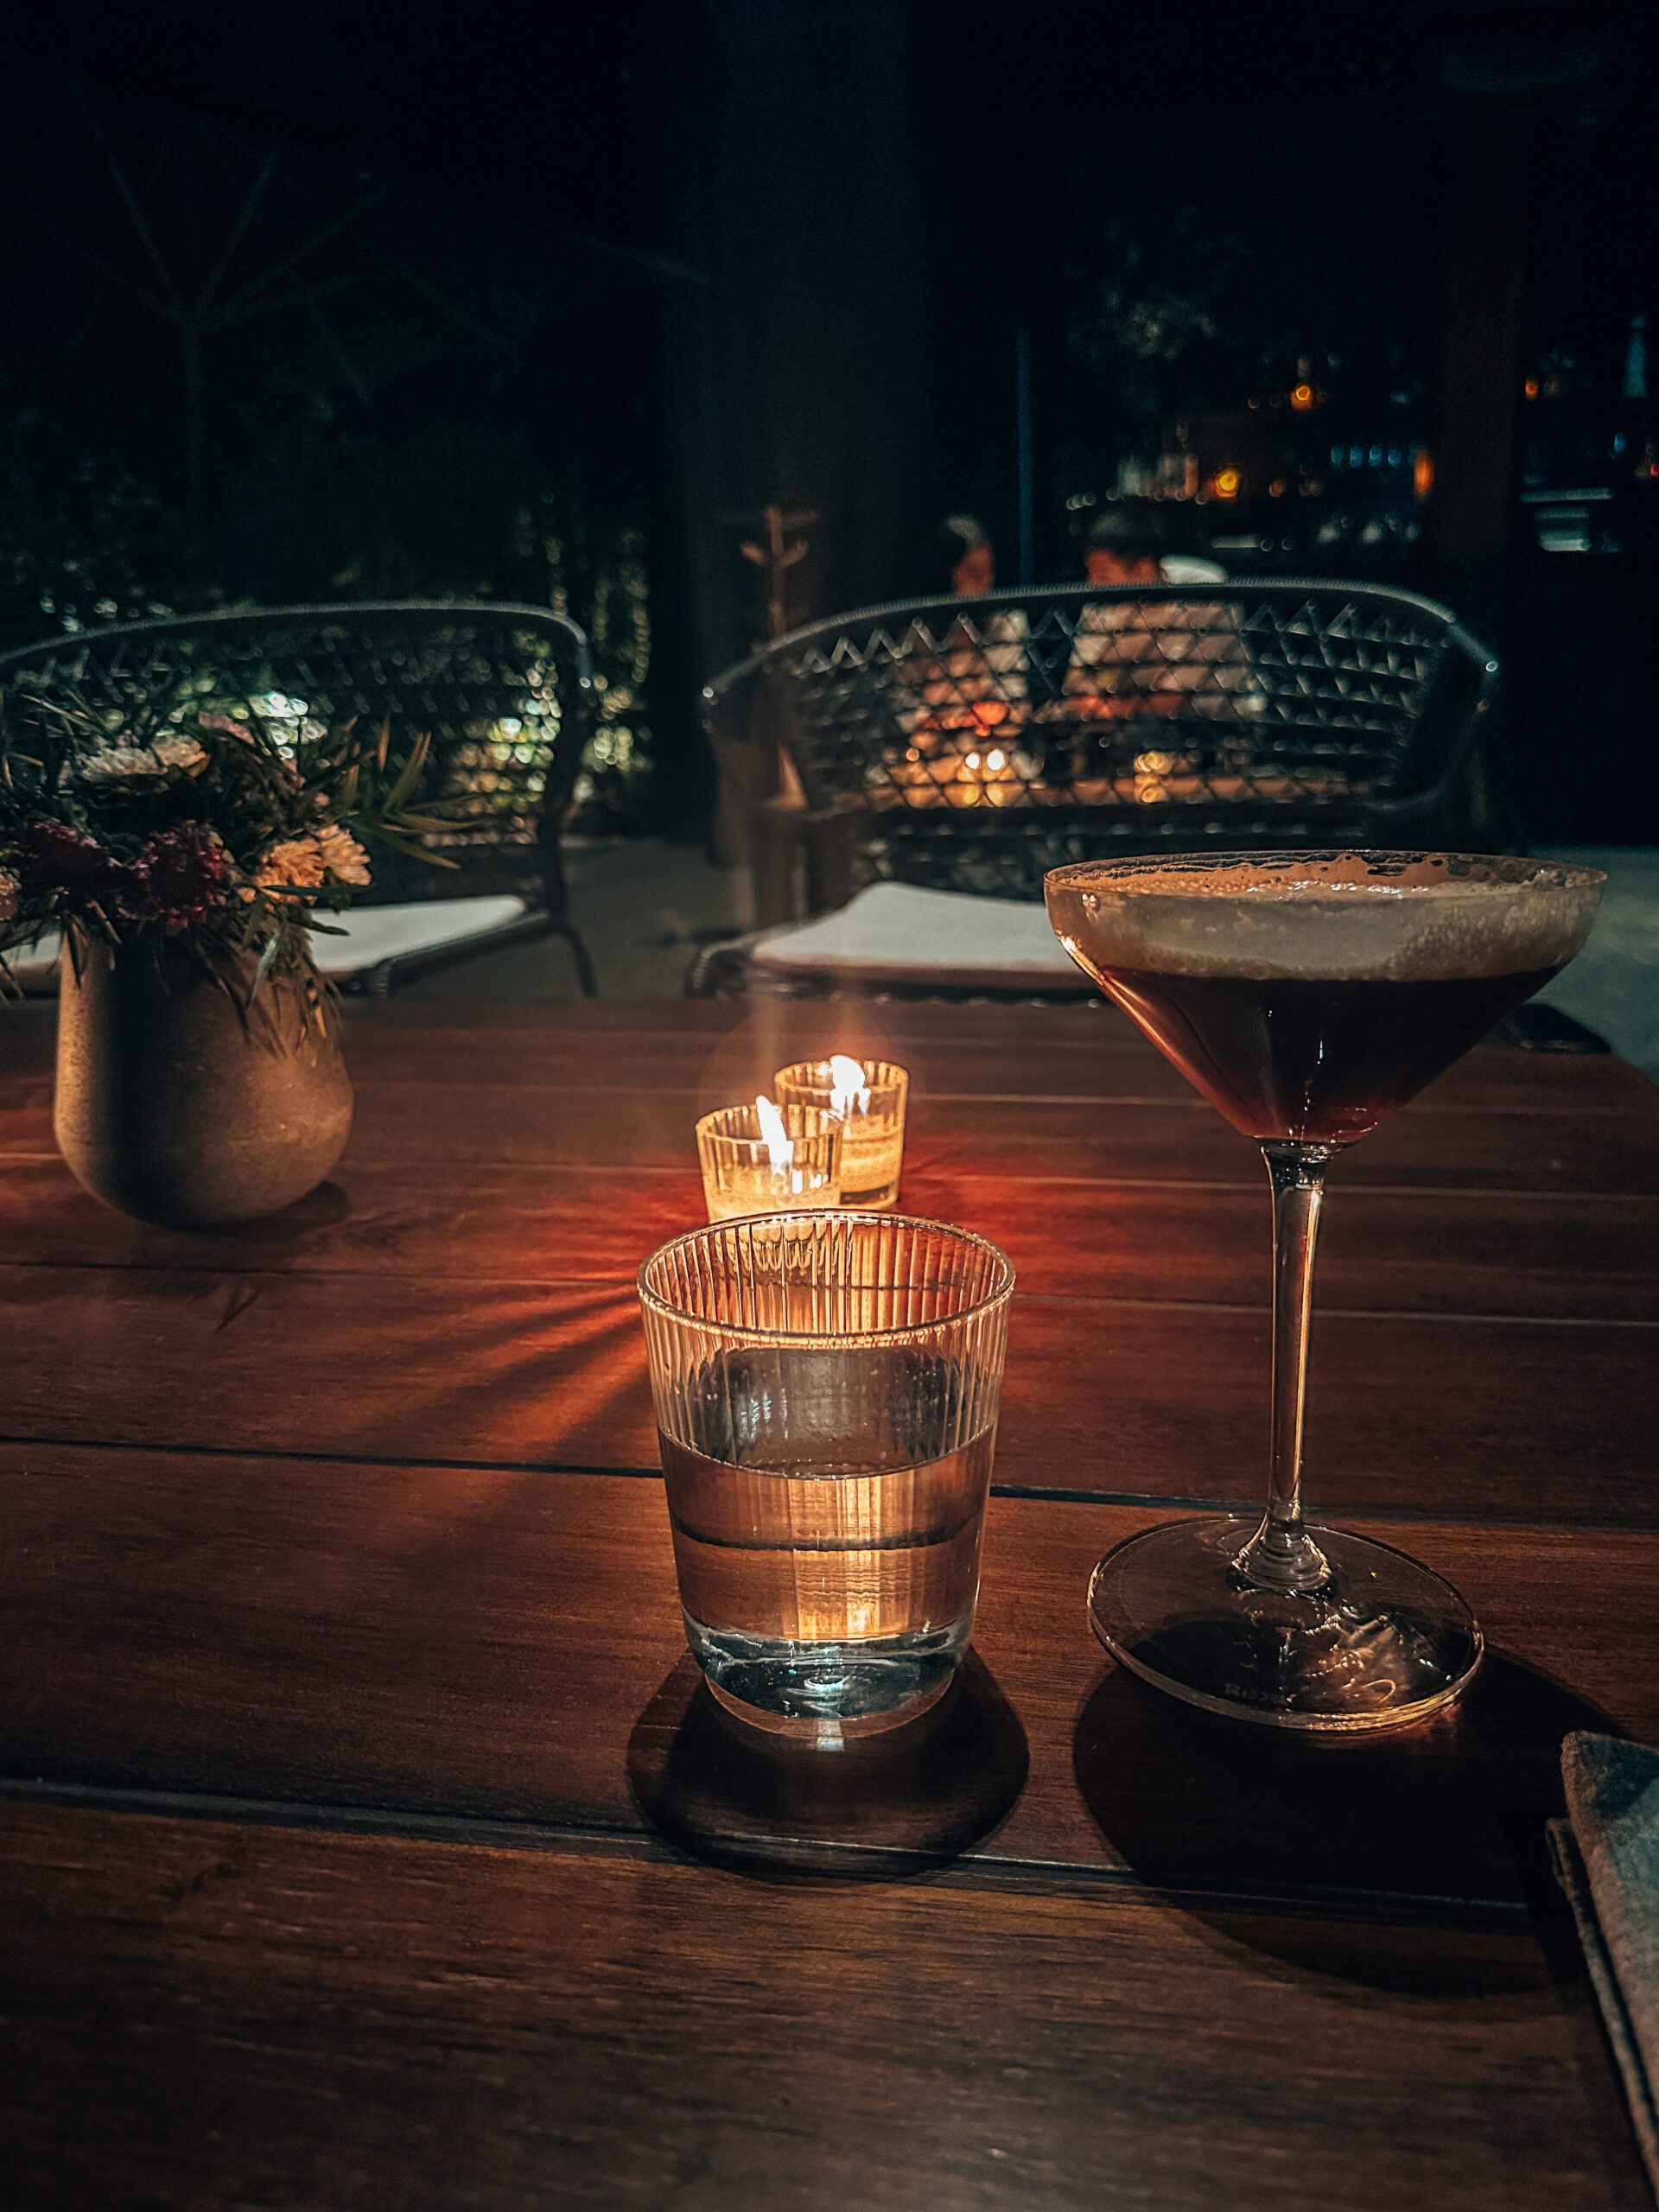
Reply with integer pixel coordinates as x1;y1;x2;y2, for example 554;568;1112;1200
1549;1731;1659;2199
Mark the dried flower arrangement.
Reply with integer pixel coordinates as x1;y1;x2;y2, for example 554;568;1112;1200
0;692;450;1016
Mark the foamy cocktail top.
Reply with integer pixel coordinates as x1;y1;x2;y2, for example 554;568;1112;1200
1044;852;1604;985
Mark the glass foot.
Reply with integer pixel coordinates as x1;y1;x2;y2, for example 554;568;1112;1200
707;1672;952;1746
686;1611;968;1745
1087;1515;1483;1733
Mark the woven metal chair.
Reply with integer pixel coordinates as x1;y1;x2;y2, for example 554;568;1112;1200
691;580;1499;999
0;601;597;995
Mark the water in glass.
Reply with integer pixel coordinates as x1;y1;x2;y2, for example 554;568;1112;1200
659;1344;994;1732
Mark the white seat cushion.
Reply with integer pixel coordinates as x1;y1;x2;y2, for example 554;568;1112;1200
308;895;530;975
1159;556;1227;583
749;882;1084;991
3;897;530;988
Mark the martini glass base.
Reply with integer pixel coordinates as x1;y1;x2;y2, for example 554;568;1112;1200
1088;1515;1484;1732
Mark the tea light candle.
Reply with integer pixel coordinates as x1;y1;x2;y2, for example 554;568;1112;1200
695;1096;843;1223
773;1055;909;1210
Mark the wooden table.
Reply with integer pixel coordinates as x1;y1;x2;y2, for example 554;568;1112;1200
2;997;1656;2209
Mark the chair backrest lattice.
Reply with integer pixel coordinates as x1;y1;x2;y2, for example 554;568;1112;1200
0;601;595;908
703;582;1497;900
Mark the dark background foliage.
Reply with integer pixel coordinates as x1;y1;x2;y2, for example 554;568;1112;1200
2;0;1655;840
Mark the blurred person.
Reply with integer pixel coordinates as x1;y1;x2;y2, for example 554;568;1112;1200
1083;505;1164;587
924;512;997;597
1065;505;1254;717
1084;504;1226;587
894;514;1029;792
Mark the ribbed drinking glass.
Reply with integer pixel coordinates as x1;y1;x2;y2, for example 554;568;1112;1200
639;1211;1014;1744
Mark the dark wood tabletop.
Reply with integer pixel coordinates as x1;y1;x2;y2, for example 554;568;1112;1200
2;995;1656;2210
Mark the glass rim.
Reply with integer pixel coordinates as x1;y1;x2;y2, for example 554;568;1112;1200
1044;849;1608;897
772;1056;910;1096
637;1208;1015;1343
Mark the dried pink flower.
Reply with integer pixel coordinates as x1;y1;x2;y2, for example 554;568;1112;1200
137;823;231;933
20;822;139;911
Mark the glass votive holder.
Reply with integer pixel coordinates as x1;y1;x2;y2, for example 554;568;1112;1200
638;1211;1015;1740
695;1100;842;1223
773;1058;909;1209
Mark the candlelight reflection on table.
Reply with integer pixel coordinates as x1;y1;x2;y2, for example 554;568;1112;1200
696;1096;842;1223
774;1054;909;1209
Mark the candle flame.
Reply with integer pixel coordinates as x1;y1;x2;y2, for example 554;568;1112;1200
828;1054;871;1117
1134;749;1173;805
753;1092;795;1174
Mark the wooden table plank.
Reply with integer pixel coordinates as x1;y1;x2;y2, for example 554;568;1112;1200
918;1173;1659;1319
919;1094;1659;1194
1001;1298;1658;1526
322;981;1659;1113
0;1797;1643;2212
2;1451;1653;1909
0;1074;1654;1194
3;994;1653;1113
336;1016;1656;1117
0;1262;1647;1524
0;1156;1651;1318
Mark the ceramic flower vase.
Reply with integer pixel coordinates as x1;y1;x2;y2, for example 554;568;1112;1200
54;937;353;1229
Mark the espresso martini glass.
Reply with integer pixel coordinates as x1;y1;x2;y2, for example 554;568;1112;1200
1045;851;1605;1731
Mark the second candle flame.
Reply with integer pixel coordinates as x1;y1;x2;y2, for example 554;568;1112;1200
828;1054;871;1118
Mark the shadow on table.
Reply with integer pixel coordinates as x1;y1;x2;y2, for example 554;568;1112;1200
175;1180;355;1320
1073;1649;1615;1993
241;1178;353;1238
92;1176;354;1270
627;1652;1028;1883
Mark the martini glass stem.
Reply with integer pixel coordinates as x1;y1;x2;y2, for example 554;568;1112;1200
1236;1141;1337;1594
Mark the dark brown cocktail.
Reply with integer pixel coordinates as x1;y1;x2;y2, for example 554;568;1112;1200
1048;850;1597;1142
1045;851;1604;1731
1096;964;1561;1143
